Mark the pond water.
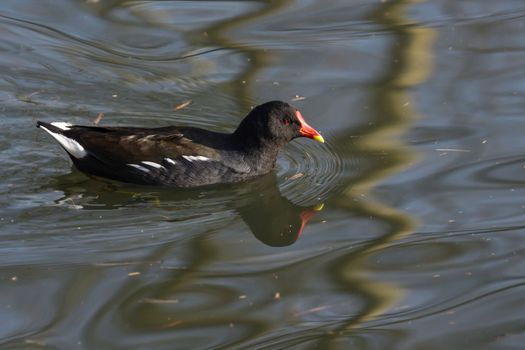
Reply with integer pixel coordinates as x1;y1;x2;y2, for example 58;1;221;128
1;0;525;349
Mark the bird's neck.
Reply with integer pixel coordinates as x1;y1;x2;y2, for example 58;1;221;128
229;131;283;172
231;129;284;152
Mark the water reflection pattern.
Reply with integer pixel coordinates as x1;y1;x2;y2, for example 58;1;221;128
1;0;525;349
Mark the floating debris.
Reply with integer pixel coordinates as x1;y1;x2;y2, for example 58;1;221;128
288;172;304;180
25;339;47;346
292;95;305;101
93;112;104;126
127;272;141;276
141;298;179;304
94;260;160;267
160;320;183;329
17;91;42;104
294;305;328;317
434;148;471;152
173;100;192;111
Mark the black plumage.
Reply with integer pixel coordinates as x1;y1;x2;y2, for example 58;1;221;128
37;100;324;187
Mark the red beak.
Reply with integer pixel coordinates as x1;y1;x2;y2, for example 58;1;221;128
297;203;324;239
296;111;324;143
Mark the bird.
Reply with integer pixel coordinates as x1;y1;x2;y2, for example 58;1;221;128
37;100;324;187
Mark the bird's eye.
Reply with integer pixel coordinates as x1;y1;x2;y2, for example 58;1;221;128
282;118;291;125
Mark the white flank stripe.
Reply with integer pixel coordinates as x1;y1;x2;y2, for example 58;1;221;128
40;125;86;158
141;161;164;169
165;158;176;165
51;122;73;131
128;164;151;173
182;155;210;162
142;135;157;141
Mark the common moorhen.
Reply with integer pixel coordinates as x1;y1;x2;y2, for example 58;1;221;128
37;100;324;187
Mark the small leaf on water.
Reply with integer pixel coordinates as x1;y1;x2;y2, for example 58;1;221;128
94;112;104;126
173;100;192;111
288;173;304;181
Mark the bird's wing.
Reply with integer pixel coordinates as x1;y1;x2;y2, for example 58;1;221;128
65;125;215;164
38;122;251;186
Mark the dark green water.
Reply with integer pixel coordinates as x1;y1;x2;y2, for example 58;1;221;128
2;1;525;349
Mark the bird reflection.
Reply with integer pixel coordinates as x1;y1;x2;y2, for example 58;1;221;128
48;170;322;247
235;184;323;247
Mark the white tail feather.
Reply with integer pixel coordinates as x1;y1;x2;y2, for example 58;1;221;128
40;125;86;158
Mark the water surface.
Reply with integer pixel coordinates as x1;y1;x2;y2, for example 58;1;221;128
1;0;525;349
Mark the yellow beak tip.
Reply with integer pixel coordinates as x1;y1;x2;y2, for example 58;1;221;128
313;135;325;143
313;203;324;211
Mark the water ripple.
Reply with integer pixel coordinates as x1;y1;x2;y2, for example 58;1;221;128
278;134;344;205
